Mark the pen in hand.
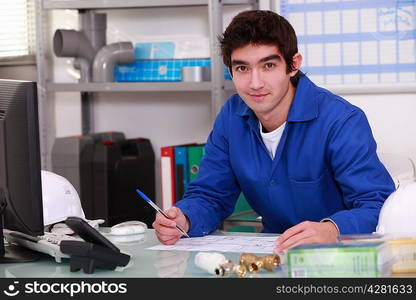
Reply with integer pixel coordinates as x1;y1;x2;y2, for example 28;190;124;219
136;189;190;238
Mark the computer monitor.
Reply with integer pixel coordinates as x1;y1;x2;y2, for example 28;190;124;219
0;79;44;263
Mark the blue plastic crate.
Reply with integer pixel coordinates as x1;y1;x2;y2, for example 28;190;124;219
114;58;209;82
114;58;231;82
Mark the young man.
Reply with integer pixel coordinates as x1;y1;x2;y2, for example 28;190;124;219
153;10;395;253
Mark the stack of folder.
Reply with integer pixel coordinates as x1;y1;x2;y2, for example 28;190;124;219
160;143;205;210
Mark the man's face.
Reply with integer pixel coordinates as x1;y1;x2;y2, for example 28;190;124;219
230;44;299;120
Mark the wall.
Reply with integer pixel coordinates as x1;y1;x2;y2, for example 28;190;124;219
344;93;416;163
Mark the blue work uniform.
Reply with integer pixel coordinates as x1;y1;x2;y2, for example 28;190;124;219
176;75;395;236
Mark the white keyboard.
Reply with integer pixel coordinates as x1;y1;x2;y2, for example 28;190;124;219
3;229;83;263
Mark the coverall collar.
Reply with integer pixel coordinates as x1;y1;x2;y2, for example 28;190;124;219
236;75;319;123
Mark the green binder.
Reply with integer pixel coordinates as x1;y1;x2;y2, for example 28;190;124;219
186;143;258;232
187;144;205;182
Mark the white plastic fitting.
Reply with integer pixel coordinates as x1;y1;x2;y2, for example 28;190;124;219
194;252;228;275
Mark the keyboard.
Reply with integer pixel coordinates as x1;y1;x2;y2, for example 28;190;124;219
3;229;83;263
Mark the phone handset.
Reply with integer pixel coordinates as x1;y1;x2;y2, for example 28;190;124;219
60;216;130;274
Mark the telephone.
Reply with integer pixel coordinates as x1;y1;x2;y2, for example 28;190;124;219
60;216;130;274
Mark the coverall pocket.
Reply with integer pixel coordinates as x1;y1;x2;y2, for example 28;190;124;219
289;169;333;220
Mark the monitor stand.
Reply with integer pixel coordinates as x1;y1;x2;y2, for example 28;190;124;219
0;244;42;263
0;199;42;263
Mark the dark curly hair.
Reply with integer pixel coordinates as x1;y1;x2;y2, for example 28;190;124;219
219;10;303;86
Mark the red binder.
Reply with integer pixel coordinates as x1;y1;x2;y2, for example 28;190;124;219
160;143;198;210
161;146;176;210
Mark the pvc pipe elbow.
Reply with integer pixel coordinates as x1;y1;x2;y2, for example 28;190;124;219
92;42;134;82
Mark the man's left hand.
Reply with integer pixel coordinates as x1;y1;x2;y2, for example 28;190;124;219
274;221;339;254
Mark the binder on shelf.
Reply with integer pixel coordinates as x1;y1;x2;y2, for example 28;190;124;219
161;146;176;211
174;146;189;202
187;144;205;182
160;142;198;210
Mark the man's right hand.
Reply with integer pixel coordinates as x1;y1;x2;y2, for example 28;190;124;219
152;206;189;245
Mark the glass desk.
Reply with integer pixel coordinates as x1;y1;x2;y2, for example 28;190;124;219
0;229;286;278
2;230;412;278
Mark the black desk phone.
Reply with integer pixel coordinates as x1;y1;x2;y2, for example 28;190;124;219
60;216;130;274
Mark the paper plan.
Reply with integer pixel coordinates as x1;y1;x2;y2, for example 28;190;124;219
147;235;278;254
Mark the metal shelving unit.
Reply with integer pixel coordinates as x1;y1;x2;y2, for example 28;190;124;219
35;0;259;169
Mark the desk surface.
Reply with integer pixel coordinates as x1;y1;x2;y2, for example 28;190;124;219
2;230;413;278
0;229;286;278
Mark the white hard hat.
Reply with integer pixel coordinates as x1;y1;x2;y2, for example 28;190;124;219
41;170;85;226
376;182;416;235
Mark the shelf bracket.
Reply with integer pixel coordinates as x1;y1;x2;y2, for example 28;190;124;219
208;0;225;123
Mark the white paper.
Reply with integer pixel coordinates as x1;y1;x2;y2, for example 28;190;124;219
147;235;278;254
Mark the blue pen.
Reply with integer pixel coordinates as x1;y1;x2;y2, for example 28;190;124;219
136;189;190;238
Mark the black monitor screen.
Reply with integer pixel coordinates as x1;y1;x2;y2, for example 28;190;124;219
0;79;44;262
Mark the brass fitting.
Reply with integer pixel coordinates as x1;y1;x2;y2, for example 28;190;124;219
215;260;247;277
261;254;281;271
239;253;280;272
239;253;261;272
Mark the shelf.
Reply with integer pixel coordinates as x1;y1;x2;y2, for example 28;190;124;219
42;0;255;9
46;81;212;92
46;81;236;92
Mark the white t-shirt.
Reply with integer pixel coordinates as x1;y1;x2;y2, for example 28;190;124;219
259;121;286;159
